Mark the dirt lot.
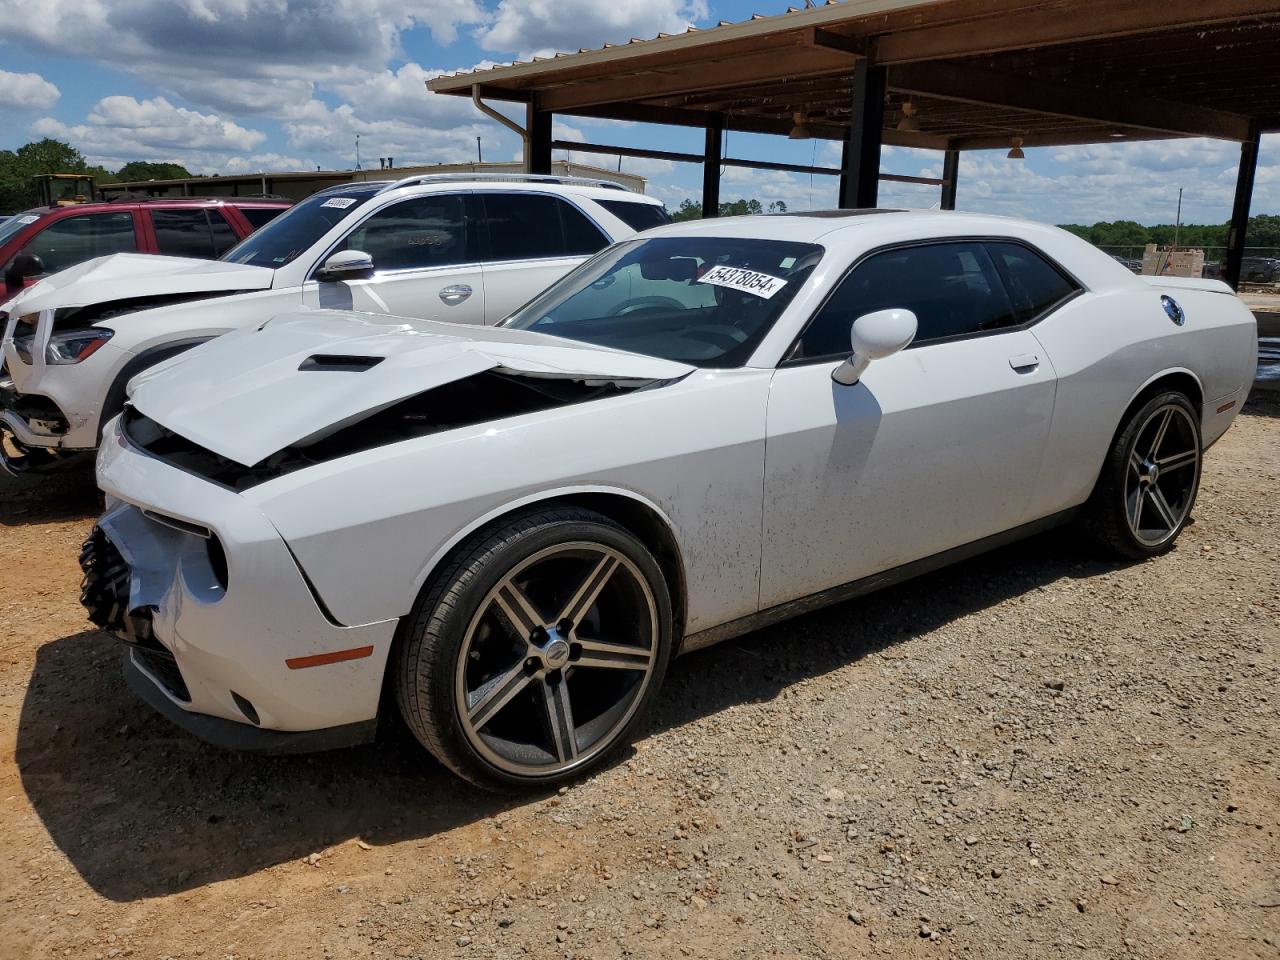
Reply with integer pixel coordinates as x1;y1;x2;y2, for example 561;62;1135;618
1;401;1277;960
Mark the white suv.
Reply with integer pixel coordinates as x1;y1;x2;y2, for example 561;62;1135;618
0;174;668;472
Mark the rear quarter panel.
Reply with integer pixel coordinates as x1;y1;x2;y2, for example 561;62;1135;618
1028;285;1256;517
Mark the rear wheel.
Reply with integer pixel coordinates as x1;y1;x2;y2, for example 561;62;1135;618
395;507;673;791
1086;390;1201;559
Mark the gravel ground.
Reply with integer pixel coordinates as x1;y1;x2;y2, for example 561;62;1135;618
1;399;1277;960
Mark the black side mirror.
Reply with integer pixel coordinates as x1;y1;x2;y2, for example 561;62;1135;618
4;253;45;289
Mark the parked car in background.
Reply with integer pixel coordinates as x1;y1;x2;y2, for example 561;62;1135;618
81;211;1257;789
1;197;291;297
1240;256;1280;283
1204;257;1280;283
0;174;667;473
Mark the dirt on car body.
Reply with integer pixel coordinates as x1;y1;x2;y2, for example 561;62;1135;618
1;400;1277;959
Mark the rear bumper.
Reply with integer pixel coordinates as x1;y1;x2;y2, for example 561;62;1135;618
123;650;377;754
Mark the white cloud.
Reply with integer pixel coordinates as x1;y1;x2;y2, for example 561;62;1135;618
33;96;267;169
0;0;485;117
0;70;60;111
280;97;513;167
477;0;707;59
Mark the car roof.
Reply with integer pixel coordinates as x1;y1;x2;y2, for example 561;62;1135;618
22;197;290;216
640;209;1067;244
366;174;663;205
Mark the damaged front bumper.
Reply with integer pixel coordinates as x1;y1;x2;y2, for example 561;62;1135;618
84;418;399;751
0;370;84;475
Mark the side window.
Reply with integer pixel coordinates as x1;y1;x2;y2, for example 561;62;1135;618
985;241;1079;324
484;193;563;261
482;193;607;261
558;199;610;255
153;209;240;258
20;213;137;275
236;207;286;230
789;241;1017;361
596;199;672;232
208;211;239;256
339;195;469;271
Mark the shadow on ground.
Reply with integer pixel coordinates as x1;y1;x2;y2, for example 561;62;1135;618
15;523;1126;902
0;469;99;526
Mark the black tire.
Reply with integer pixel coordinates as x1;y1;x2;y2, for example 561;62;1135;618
395;506;673;792
1084;390;1202;560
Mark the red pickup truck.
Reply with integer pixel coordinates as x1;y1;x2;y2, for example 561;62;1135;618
1;197;291;297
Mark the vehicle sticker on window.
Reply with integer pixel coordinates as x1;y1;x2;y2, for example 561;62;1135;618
697;264;788;299
320;197;358;209
16;215;40;225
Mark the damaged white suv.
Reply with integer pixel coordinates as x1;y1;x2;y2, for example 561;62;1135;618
0;174;667;473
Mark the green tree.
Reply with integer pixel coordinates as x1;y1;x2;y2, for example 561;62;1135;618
0;138;121;212
115;161;193;182
670;197;784;220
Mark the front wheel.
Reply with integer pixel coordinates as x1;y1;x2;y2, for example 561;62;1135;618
395;507;673;791
1086;390;1202;559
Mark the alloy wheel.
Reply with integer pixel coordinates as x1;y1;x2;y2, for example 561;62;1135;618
1124;403;1200;547
455;542;659;778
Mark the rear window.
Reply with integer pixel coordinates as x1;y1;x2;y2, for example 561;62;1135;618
237;207;287;230
596;199;672;232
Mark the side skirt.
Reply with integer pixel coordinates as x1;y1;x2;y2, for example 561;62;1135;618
679;508;1078;654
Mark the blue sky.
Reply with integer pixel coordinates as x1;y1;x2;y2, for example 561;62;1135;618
0;0;1275;226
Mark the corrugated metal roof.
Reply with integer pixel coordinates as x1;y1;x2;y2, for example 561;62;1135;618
430;0;922;88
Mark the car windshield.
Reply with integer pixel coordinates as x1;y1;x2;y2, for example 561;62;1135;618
220;185;381;268
502;236;823;367
0;210;42;246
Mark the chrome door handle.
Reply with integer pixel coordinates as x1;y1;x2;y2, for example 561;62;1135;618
439;283;473;306
1009;353;1040;373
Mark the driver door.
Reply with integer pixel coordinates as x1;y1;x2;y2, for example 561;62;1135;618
301;193;486;325
760;240;1057;609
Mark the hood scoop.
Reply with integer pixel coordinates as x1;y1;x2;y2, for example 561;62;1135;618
128;309;694;468
298;354;385;372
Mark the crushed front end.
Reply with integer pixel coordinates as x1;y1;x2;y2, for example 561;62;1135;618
81;416;399;753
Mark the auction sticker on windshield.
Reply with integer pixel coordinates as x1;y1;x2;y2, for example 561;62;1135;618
321;197;358;209
697;264;788;299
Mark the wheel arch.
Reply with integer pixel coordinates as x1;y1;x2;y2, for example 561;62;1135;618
1085;367;1205;502
408;485;689;642
1123;368;1204;426
98;336;215;441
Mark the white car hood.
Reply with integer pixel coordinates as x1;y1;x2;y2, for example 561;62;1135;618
128;309;694;467
4;253;274;313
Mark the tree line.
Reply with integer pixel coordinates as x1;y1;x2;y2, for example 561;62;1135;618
1;138;191;213
1058;216;1280;251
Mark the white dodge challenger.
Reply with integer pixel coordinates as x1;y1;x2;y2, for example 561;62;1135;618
80;211;1257;790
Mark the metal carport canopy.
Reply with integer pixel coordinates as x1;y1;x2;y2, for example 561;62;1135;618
428;0;1280;288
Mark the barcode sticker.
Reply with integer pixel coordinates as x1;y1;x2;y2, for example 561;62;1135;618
697;264;788;299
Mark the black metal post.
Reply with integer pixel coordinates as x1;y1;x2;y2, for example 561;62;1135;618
702;116;723;218
838;59;886;209
1224;121;1261;290
940;148;959;210
525;103;553;174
